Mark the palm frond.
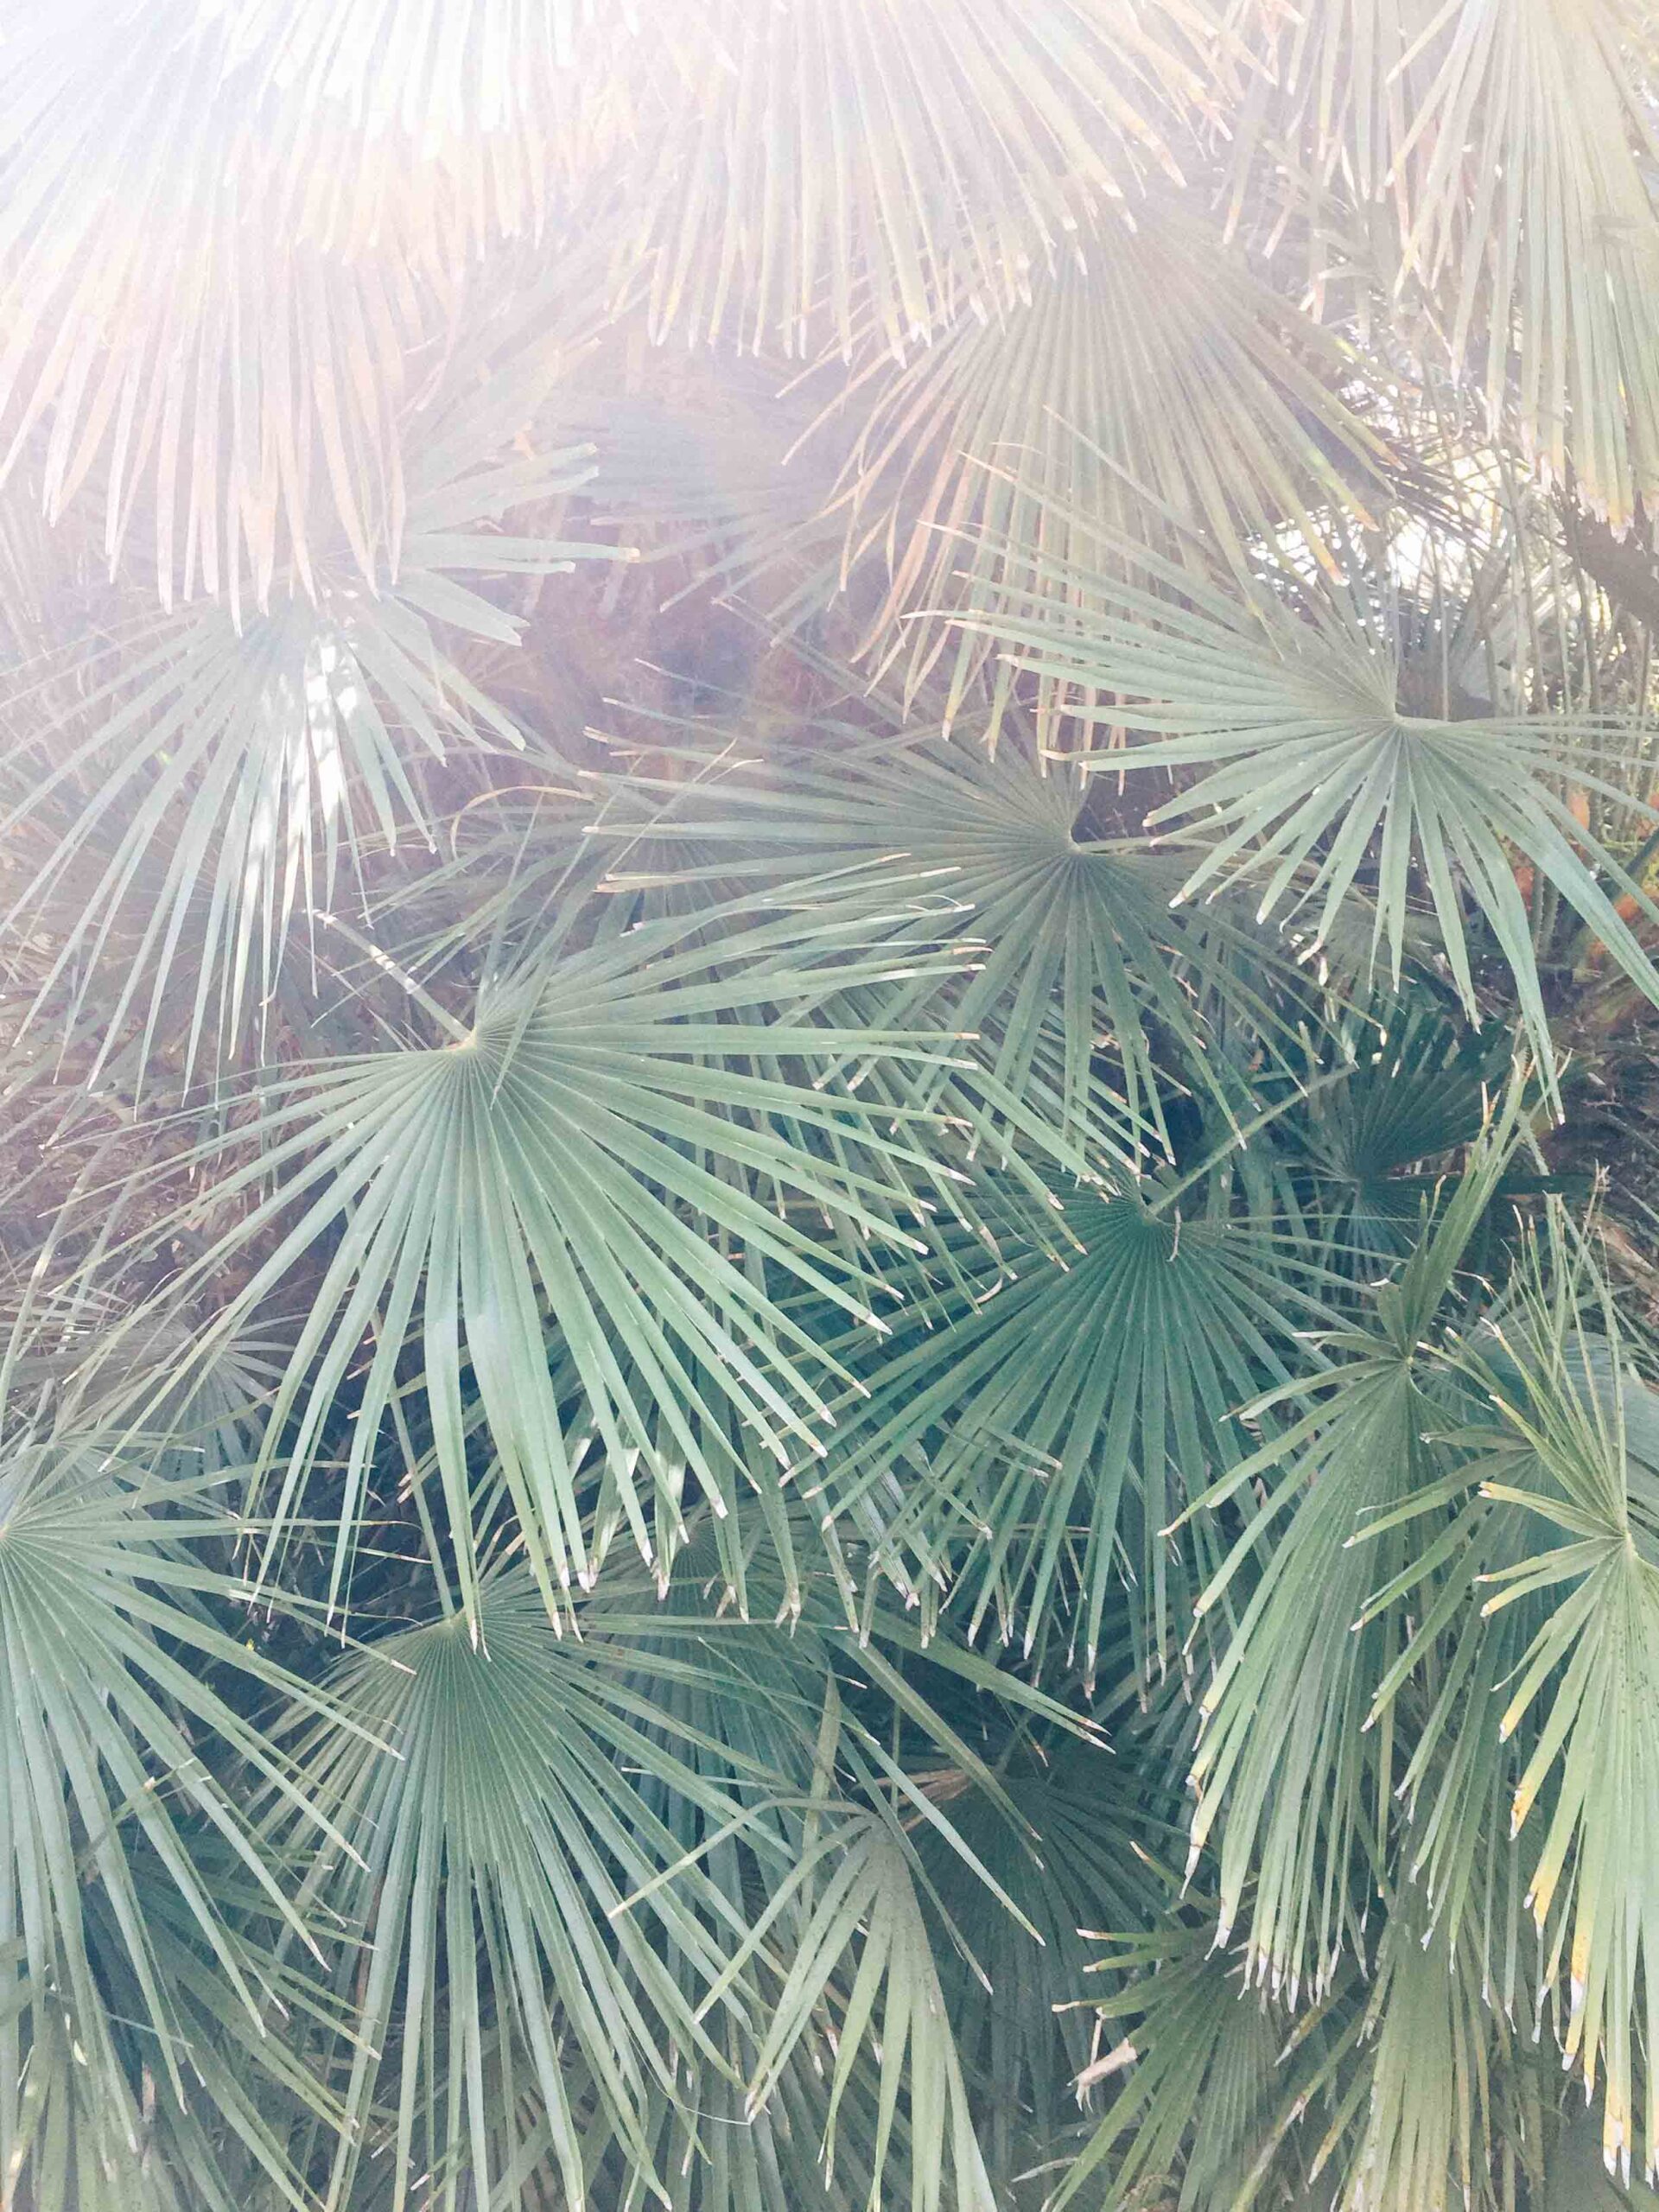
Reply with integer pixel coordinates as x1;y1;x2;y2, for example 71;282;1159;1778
0;0;646;599
283;1564;810;2212
591;725;1287;1157
625;0;1224;359
809;194;1385;726
0;370;616;1084
975;530;1659;1092
1182;1098;1522;1993
1440;1232;1659;2186
1055;1911;1297;2212
0;1422;338;2209
1232;0;1659;523
6;5;1659;2205
135;906;968;1620
819;1179;1327;1682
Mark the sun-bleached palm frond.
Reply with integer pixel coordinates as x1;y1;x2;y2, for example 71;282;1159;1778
0;375;615;1084
1232;0;1659;524
624;0;1226;360
806;195;1387;726
0;0;641;603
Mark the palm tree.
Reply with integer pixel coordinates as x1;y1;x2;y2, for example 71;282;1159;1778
8;0;1659;2205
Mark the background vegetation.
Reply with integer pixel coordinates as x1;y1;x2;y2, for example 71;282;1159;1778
10;1;1659;2206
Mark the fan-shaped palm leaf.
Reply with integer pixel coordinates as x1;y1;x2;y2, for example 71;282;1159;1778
1180;1100;1522;1992
819;1180;1326;1681
0;383;615;1084
137;906;969;1619
1401;0;1659;522
282;1566;807;2212
976;533;1659;1094
809;195;1384;726
594;727;1286;1157
912;1735;1173;2197
1433;1246;1659;2185
0;0;647;598
1289;1891;1520;2212
575;1534;1092;2210
697;1805;996;2212
626;0;1223;360
1234;0;1659;524
6;1843;347;2212
0;1425;342;2210
1055;1911;1298;2212
1284;997;1522;1263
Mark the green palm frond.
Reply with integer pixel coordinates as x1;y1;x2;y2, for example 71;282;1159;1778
976;531;1659;1092
289;1548;1062;2212
819;1179;1326;1681
1181;1100;1522;1992
1439;1239;1659;2186
8;3;1659;2205
592;726;1285;1158
137;906;967;1618
283;1566;797;2212
1294;1892;1525;2212
0;1423;341;2209
8;1844;348;2212
700;1804;996;2212
1284;998;1529;1265
1055;1911;1298;2212
913;1735;1172;2198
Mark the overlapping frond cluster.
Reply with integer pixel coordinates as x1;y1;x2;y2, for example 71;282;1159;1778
6;3;1659;2209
